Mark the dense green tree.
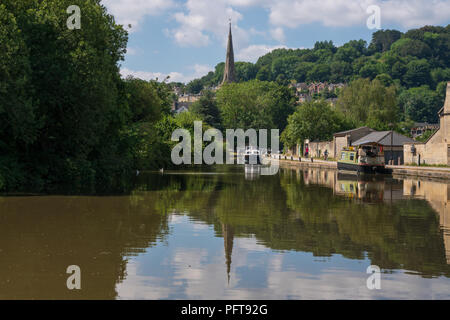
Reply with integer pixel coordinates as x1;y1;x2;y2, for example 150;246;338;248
255;65;271;81
0;0;180;192
337;78;400;130
186;78;204;94
216;80;295;131
314;40;337;52
281;100;352;148
368;29;403;53
329;61;352;82
359;61;380;79
0;0;133;192
235;62;258;82
374;73;394;87
124;77;170;123
271;56;301;80
306;64;331;82
190;90;222;129
0;4;39;189
403;59;431;87
391;38;432;59
398;86;443;123
431;68;450;87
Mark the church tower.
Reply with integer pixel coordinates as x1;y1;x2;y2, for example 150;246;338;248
221;21;236;85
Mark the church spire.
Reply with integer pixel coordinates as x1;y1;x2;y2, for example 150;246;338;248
222;223;234;284
221;20;236;84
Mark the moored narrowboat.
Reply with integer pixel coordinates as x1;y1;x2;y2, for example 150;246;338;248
337;146;385;174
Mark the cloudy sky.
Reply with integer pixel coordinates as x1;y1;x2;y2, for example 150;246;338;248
101;0;450;83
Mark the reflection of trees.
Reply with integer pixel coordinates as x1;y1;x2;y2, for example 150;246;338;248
148;168;450;278
0;194;170;299
279;172;450;277
4;167;449;299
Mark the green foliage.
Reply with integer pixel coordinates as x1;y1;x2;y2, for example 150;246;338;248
415;129;437;142
185;78;204;94
403;59;431;87
123;77;170;123
0;0;175;192
398;86;443;123
337;78;400;130
174;111;203;133
390;38;432;58
190;90;222;129
184;25;450;110
368;29;402;53
216;80;295;131
281;100;352;148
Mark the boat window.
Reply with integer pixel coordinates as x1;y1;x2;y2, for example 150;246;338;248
341;152;346;160
350;153;355;161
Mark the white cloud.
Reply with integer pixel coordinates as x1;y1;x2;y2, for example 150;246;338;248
102;0;175;31
120;64;213;83
380;0;450;29
236;44;288;62
267;0;450;29
168;0;249;48
270;27;285;43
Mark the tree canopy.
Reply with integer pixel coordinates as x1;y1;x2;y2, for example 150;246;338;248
336;78;399;130
281;100;352;148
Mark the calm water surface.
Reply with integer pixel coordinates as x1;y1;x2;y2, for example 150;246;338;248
1;164;450;299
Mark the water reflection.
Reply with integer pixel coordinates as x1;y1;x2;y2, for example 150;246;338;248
0;165;450;299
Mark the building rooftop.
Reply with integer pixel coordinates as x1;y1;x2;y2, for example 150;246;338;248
352;131;415;147
333;126;373;137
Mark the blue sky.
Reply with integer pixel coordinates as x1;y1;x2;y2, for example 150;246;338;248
101;0;450;83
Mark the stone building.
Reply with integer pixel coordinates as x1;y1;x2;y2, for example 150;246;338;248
304;140;334;158
289;127;374;159
333;127;375;158
351;131;415;165
178;94;201;103
403;179;450;263
404;82;450;165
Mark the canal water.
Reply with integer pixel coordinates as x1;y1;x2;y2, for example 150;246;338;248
1;164;450;299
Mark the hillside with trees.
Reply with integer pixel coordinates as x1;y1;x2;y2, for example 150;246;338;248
188;26;449;91
183;25;449;125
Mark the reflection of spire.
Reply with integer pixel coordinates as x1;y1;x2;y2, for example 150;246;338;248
221;20;236;85
222;223;234;284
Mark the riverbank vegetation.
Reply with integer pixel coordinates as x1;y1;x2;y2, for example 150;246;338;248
1;0;449;192
0;0;192;193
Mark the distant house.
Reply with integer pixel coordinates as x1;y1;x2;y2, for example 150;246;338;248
175;105;189;114
172;86;183;96
410;122;439;139
351;131;415;164
178;94;201;103
298;93;312;103
308;82;326;95
172;101;191;113
289;82;346;104
404;82;450;165
328;83;345;92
